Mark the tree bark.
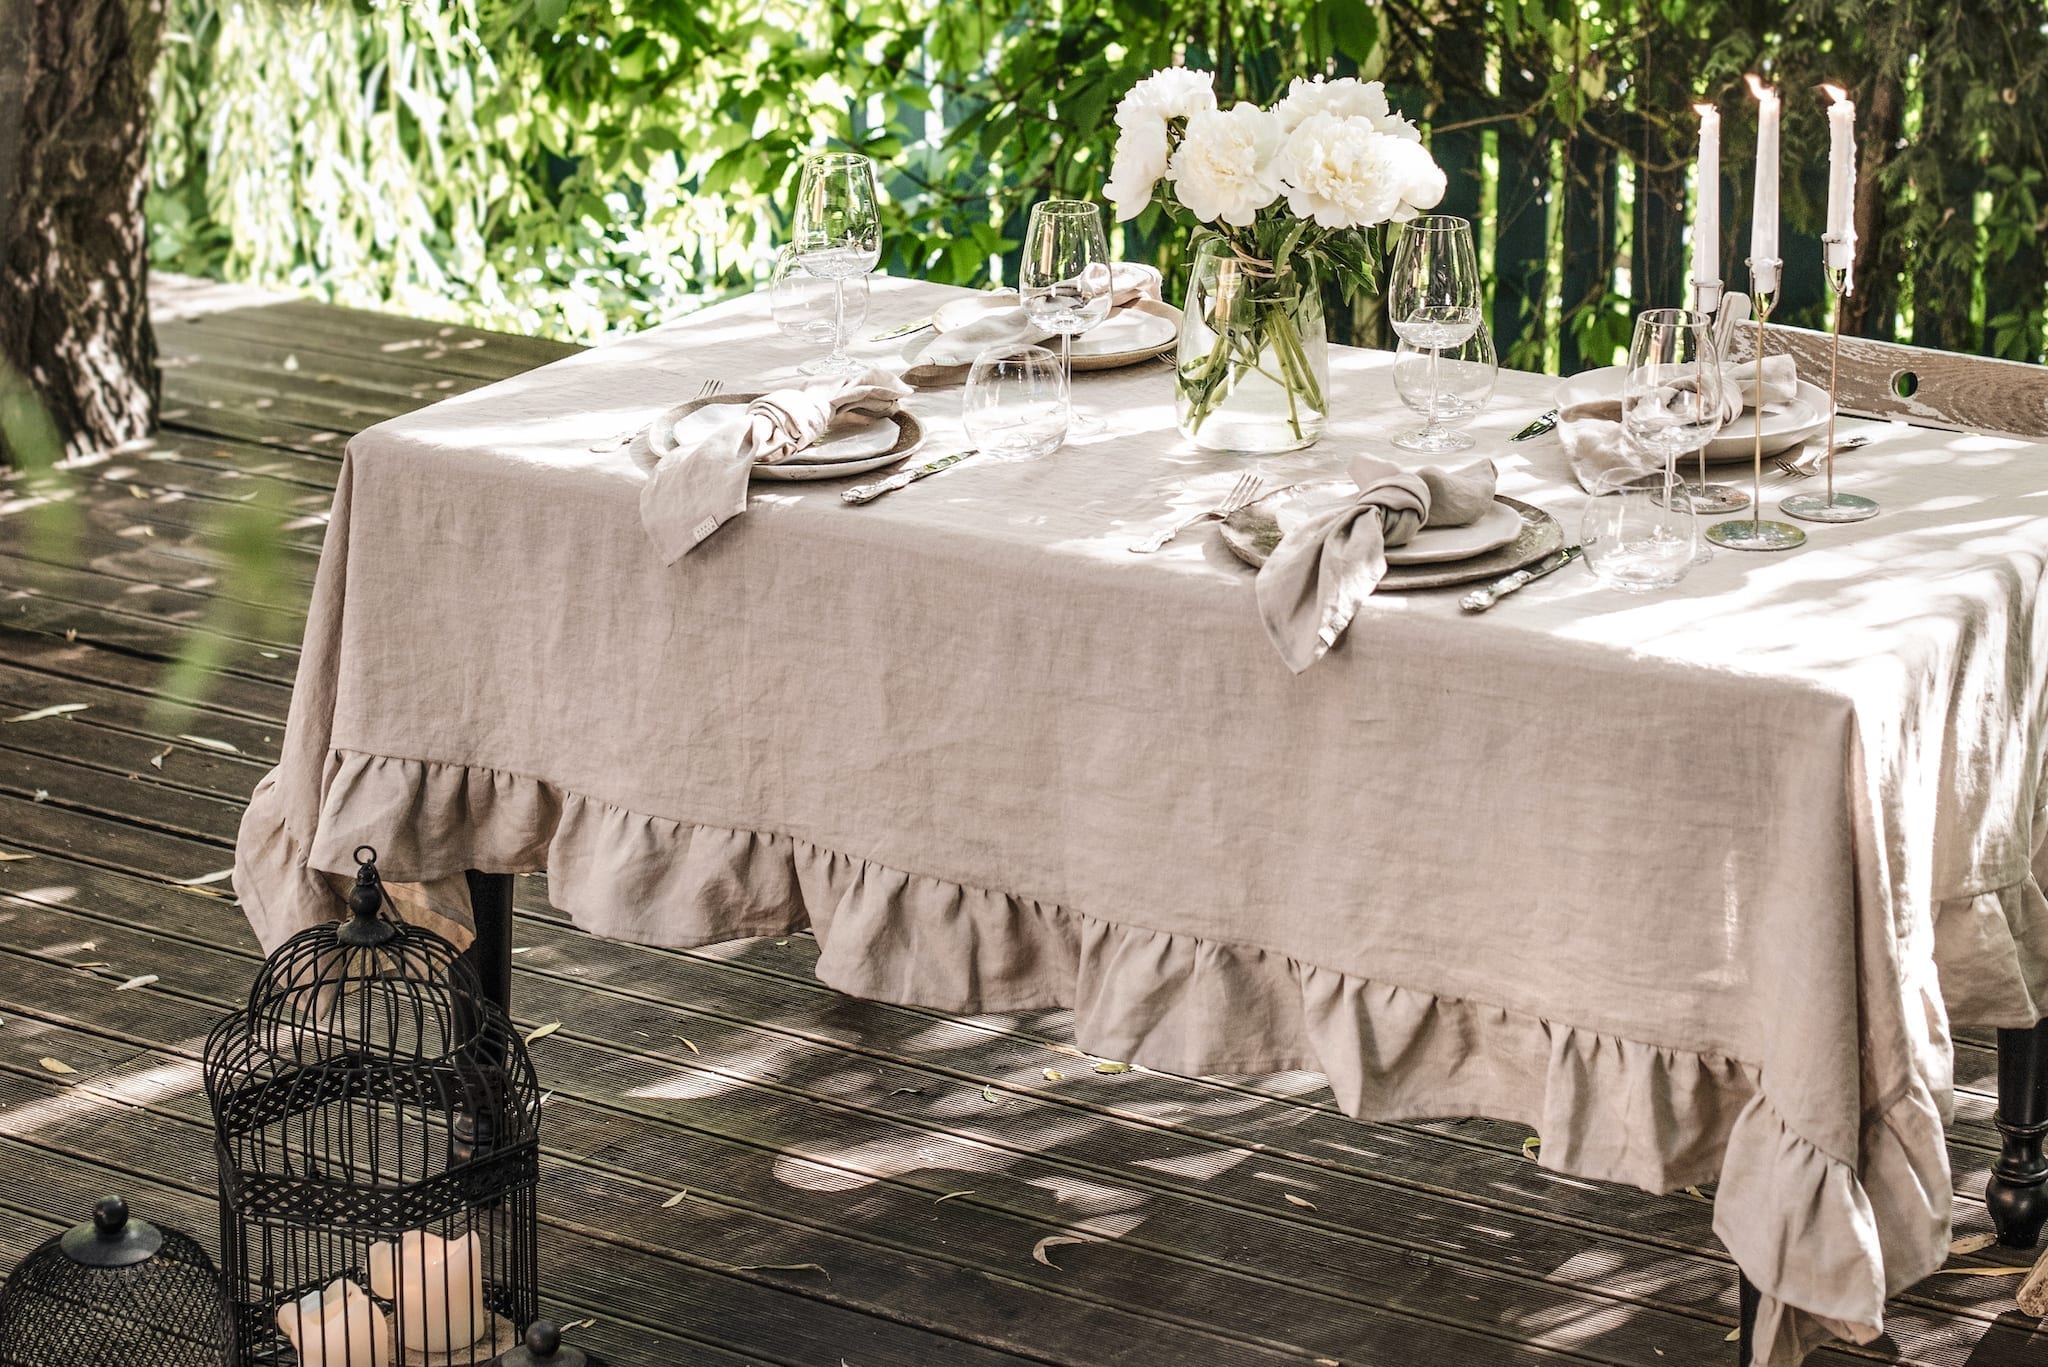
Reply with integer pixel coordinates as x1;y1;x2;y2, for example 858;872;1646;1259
0;0;164;464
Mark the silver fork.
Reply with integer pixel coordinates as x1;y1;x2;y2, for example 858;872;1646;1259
1773;434;1869;481
588;379;723;452
1129;471;1264;553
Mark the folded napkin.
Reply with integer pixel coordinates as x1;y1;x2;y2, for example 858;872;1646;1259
1256;454;1497;673
1560;354;1798;491
639;367;912;563
902;263;1166;385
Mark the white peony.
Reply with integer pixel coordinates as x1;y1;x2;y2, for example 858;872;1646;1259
1168;103;1283;227
1273;114;1448;229
1273;76;1391;132
1114;67;1218;129
1106;119;1170;221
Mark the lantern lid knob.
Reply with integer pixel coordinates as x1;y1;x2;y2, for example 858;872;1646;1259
59;1194;163;1268
501;1320;592;1366
336;845;400;947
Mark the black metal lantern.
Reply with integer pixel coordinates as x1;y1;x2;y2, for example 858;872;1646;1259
497;1319;607;1367
205;847;540;1366
0;1196;235;1366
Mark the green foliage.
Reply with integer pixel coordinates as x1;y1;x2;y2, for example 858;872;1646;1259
149;0;2047;363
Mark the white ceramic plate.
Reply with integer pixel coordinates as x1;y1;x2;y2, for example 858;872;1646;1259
1225;481;1525;565
646;394;924;481
929;293;1182;370
1556;365;1831;463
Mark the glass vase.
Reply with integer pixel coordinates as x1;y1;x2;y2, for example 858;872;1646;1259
1174;237;1329;454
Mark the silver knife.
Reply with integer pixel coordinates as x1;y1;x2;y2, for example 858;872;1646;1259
842;450;976;504
868;316;934;341
1511;409;1559;441
1460;545;1582;612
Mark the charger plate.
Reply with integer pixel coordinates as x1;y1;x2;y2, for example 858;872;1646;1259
647;393;924;481
1220;483;1564;591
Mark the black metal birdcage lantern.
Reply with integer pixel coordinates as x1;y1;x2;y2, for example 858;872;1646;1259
0;1196;235;1367
204;847;540;1366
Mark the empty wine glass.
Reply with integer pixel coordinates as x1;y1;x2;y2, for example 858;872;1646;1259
771;246;868;344
1020;200;1111;434
791;152;881;375
1387;215;1483;452
1391;324;1496;451
964;345;1068;462
1623;307;1741;517
1580;467;1696;592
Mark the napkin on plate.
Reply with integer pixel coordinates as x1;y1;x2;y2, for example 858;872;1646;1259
1256;454;1498;673
1559;354;1798;491
902;263;1166;385
639;367;912;563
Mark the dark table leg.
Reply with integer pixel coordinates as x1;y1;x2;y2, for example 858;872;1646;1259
461;871;516;1017
1990;1019;2048;1247
1737;1271;1759;1365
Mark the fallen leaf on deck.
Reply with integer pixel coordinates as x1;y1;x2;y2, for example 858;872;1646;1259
1681;1185;1710;1202
32;790;48;802
674;1036;699;1054
72;962;109;970
935;1191;974;1204
177;734;240;753
38;1058;77;1075
1521;1136;1541;1160
80;942;94;951
1093;1061;1131;1074
1283;1193;1317;1211
1932;1266;2029;1277
1031;1235;1101;1270
148;747;171;770
510;946;532;955
282;354;299;371
889;1087;925;1096
129;485;147;499
114;975;159;992
773;938;790;947
733;1263;828;1278
6;703;88;723
660;1190;691;1208
1725;1328;1740;1342
980;1086;999;1104
171;869;234;886
523;1021;561;1044
259;650;280;659
537;1091;554;1107
0;852;31;862
1950;1232;1999;1257
1042;1069;1063;1082
1316;1359;1340;1366
559;1318;594;1332
63;629;76;642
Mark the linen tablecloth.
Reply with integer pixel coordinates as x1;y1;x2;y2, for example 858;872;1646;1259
235;277;2048;1365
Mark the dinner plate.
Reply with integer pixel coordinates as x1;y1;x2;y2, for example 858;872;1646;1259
1220;484;1563;590
646;393;925;481
1556;365;1831;463
929;292;1182;370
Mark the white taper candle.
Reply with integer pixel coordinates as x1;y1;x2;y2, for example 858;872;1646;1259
1692;103;1721;290
1823;83;1858;275
1746;74;1780;295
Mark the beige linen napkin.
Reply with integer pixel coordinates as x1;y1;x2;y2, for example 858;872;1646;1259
1560;354;1799;491
902;263;1166;385
1256;455;1498;673
640;367;912;563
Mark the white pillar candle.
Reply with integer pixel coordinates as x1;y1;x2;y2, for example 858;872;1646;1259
276;1279;391;1367
1823;83;1859;275
1746;74;1781;295
369;1228;486;1355
1691;103;1722;290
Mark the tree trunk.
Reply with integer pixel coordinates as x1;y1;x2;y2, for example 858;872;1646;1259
0;0;164;464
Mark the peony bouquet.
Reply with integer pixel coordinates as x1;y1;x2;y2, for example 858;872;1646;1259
1107;69;1447;449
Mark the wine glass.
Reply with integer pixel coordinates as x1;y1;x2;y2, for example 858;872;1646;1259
964;345;1069;462
1386;215;1483;452
1579;467;1697;592
1020;200;1111;434
1622;307;1741;519
771;246;868;344
1391;324;1497;450
790;152;881;375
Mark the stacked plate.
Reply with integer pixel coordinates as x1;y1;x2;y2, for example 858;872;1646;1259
1555;365;1832;462
646;394;925;481
927;292;1183;371
1219;483;1565;590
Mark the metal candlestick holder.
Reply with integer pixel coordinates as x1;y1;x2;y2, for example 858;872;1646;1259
1706;260;1806;552
1781;238;1878;524
1681;275;1749;516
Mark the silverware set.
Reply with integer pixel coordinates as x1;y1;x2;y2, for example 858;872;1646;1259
589;378;723;453
1127;472;1264;554
1772;434;1869;481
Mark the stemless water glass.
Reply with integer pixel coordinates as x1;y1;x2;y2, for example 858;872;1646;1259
1391;325;1497;450
1622;307;1740;516
963;344;1069;462
1579;467;1696;592
1386;215;1484;452
1020;200;1111;433
770;246;868;344
790;152;882;375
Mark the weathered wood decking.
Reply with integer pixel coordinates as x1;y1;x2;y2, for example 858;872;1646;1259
1;283;2043;1365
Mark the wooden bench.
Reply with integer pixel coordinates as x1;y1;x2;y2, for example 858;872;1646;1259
1729;322;2048;438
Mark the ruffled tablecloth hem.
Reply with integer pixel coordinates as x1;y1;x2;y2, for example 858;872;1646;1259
234;748;1951;1365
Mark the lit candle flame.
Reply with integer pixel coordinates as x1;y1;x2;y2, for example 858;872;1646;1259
1746;73;1775;102
1822;82;1848;105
